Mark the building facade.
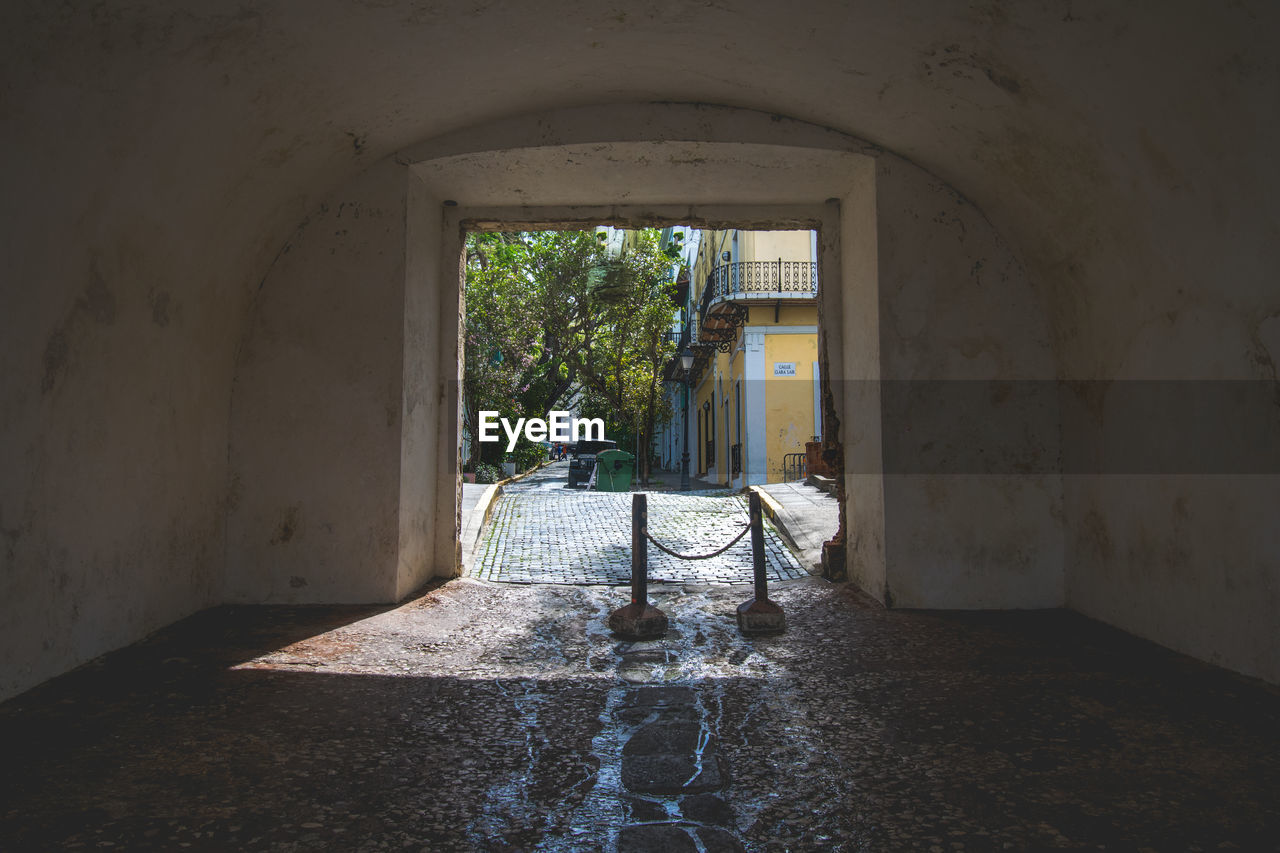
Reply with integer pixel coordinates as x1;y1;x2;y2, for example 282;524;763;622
661;229;821;487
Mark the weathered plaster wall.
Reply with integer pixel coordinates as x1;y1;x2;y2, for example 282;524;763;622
833;181;887;600
401;172;460;598
0;1;392;700
0;232;228;698
225;162;409;604
875;154;1062;609
1054;166;1280;683
1065;475;1280;683
3;0;1278;699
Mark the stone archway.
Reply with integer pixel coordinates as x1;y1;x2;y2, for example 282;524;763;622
227;102;1061;619
405;133;879;599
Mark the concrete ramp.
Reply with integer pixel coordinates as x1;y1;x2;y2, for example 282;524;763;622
753;481;839;573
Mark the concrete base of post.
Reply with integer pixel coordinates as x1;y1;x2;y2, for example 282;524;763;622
608;601;669;640
736;598;786;635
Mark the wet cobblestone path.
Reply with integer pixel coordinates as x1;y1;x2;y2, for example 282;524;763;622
472;463;806;585
2;578;1278;851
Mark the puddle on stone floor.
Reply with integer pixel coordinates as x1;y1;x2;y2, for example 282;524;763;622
488;583;809;851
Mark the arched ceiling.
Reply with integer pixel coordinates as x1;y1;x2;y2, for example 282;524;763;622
3;0;1277;371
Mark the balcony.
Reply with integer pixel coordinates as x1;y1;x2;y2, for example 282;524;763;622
660;325;717;386
705;259;818;306
696;259;818;353
660;329;688;382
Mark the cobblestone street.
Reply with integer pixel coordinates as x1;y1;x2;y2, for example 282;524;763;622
471;462;807;585
3;579;1277;851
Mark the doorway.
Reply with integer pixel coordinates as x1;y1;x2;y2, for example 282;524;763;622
397;127;881;595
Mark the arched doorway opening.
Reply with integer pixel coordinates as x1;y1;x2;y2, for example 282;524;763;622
402;129;877;595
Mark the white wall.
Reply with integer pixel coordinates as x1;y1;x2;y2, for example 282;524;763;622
225;161;410;603
0;231;228;697
874;154;1063;609
1065;475;1280;682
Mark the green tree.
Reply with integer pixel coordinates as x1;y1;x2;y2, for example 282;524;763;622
463;229;679;484
462;232;543;473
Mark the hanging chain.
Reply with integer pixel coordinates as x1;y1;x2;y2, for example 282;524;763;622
645;522;751;560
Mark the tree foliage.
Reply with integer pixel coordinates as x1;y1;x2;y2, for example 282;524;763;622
463;229;680;483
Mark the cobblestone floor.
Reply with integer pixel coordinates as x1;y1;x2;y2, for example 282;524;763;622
2;579;1277;851
472;463;807;585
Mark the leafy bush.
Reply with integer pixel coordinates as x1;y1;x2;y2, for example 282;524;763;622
474;462;502;484
512;440;546;473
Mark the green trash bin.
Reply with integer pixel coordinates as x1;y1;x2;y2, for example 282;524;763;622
593;449;636;492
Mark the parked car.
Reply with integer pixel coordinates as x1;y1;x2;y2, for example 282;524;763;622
568;439;617;487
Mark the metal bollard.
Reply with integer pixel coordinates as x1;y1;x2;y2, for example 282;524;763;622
632;490;648;605
608;493;668;640
750;489;768;603
737;490;786;635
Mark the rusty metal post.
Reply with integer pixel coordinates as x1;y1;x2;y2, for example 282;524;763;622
749;490;767;602
737;490;786;635
632;492;647;605
609;493;668;639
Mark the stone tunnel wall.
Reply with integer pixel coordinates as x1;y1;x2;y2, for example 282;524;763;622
1051;158;1280;685
3;0;1279;706
224;161;410;604
0;150;239;702
0;235;230;701
873;153;1064;609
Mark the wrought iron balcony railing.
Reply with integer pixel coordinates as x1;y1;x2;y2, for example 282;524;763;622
687;303;738;354
691;259;818;355
660;324;718;384
706;259;818;304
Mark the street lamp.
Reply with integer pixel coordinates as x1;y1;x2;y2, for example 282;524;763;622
679;346;695;491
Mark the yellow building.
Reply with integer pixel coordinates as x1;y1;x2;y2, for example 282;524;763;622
666;229;821;487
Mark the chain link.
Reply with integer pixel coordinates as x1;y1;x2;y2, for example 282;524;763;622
644;523;751;560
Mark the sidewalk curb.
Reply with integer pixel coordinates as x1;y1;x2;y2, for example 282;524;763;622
493;458;553;489
459;483;502;576
472;482;504;534
747;481;824;573
748;485;810;571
